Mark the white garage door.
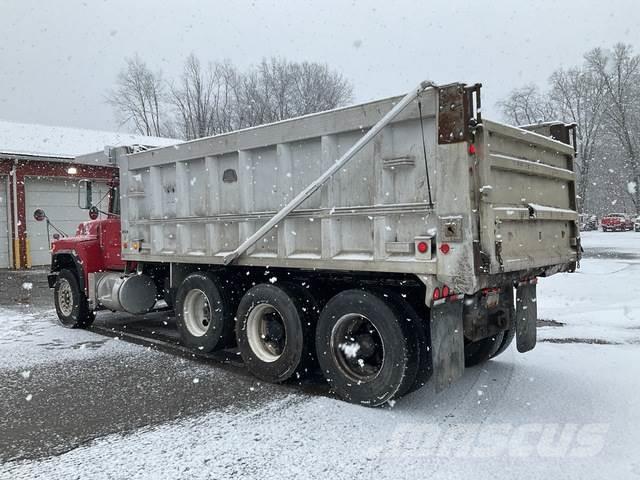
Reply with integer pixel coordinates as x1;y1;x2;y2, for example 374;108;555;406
26;177;108;266
0;177;10;268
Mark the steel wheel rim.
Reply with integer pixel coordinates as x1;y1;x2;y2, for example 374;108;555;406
246;303;287;363
183;289;212;337
58;278;74;317
330;313;385;383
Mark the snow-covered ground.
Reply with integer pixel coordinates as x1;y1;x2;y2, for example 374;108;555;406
1;231;640;479
538;231;640;345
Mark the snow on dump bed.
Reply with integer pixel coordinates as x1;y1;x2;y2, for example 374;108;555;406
0;119;178;159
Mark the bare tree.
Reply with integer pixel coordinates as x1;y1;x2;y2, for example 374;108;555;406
238;57;353;127
498;84;557;126
106;56;167;137
291;61;354;115
549;65;606;211
169;54;218;140
587;43;640;212
109;55;354;140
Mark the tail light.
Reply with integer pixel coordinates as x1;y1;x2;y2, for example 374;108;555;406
432;287;441;300
414;236;433;260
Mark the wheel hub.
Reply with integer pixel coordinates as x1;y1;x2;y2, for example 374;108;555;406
58;279;74;317
331;314;384;383
246;303;287;363
183;289;212;337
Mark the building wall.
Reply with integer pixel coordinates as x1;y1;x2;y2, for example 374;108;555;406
0;155;115;269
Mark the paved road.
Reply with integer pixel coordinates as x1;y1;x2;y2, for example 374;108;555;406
0;307;297;463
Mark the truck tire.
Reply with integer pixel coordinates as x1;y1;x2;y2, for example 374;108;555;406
464;332;505;367
392;296;432;395
175;272;233;353
235;283;316;383
490;328;515;359
315;289;418;406
53;268;95;328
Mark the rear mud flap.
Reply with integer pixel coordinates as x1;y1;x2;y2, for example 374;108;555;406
515;283;537;353
430;300;465;392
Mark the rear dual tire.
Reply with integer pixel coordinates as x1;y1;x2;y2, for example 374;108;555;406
315;290;424;406
490;327;515;359
175;272;234;352
235;283;317;383
464;332;505;367
176;274;434;406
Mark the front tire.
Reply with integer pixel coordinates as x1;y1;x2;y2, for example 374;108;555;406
53;269;94;328
316;290;418;406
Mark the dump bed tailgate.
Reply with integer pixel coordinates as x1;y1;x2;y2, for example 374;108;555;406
476;120;579;274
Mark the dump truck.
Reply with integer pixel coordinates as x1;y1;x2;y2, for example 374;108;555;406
43;82;580;406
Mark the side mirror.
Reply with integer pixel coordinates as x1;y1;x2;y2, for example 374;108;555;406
89;206;99;220
78;179;93;210
33;208;46;222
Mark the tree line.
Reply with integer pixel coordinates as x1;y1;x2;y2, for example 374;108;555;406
499;43;640;215
106;54;353;141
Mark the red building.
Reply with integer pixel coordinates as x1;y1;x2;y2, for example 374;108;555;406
0;120;176;269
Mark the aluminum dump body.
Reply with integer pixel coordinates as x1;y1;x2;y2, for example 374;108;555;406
119;83;579;292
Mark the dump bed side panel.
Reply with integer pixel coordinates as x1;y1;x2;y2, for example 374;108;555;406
120;91;441;275
476;120;579;274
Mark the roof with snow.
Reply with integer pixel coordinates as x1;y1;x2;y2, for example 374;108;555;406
0;119;179;160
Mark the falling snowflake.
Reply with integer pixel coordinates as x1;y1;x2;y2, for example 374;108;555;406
339;342;360;358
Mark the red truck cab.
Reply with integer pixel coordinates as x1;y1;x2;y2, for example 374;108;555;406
43;179;125;327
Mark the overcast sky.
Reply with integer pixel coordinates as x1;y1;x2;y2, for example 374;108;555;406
1;0;638;134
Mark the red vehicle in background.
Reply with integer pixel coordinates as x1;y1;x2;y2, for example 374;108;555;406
601;213;634;232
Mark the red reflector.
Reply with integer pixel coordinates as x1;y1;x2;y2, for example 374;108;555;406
433;287;441;300
442;285;450;297
439;243;451;254
468;144;476;155
417;241;428;253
